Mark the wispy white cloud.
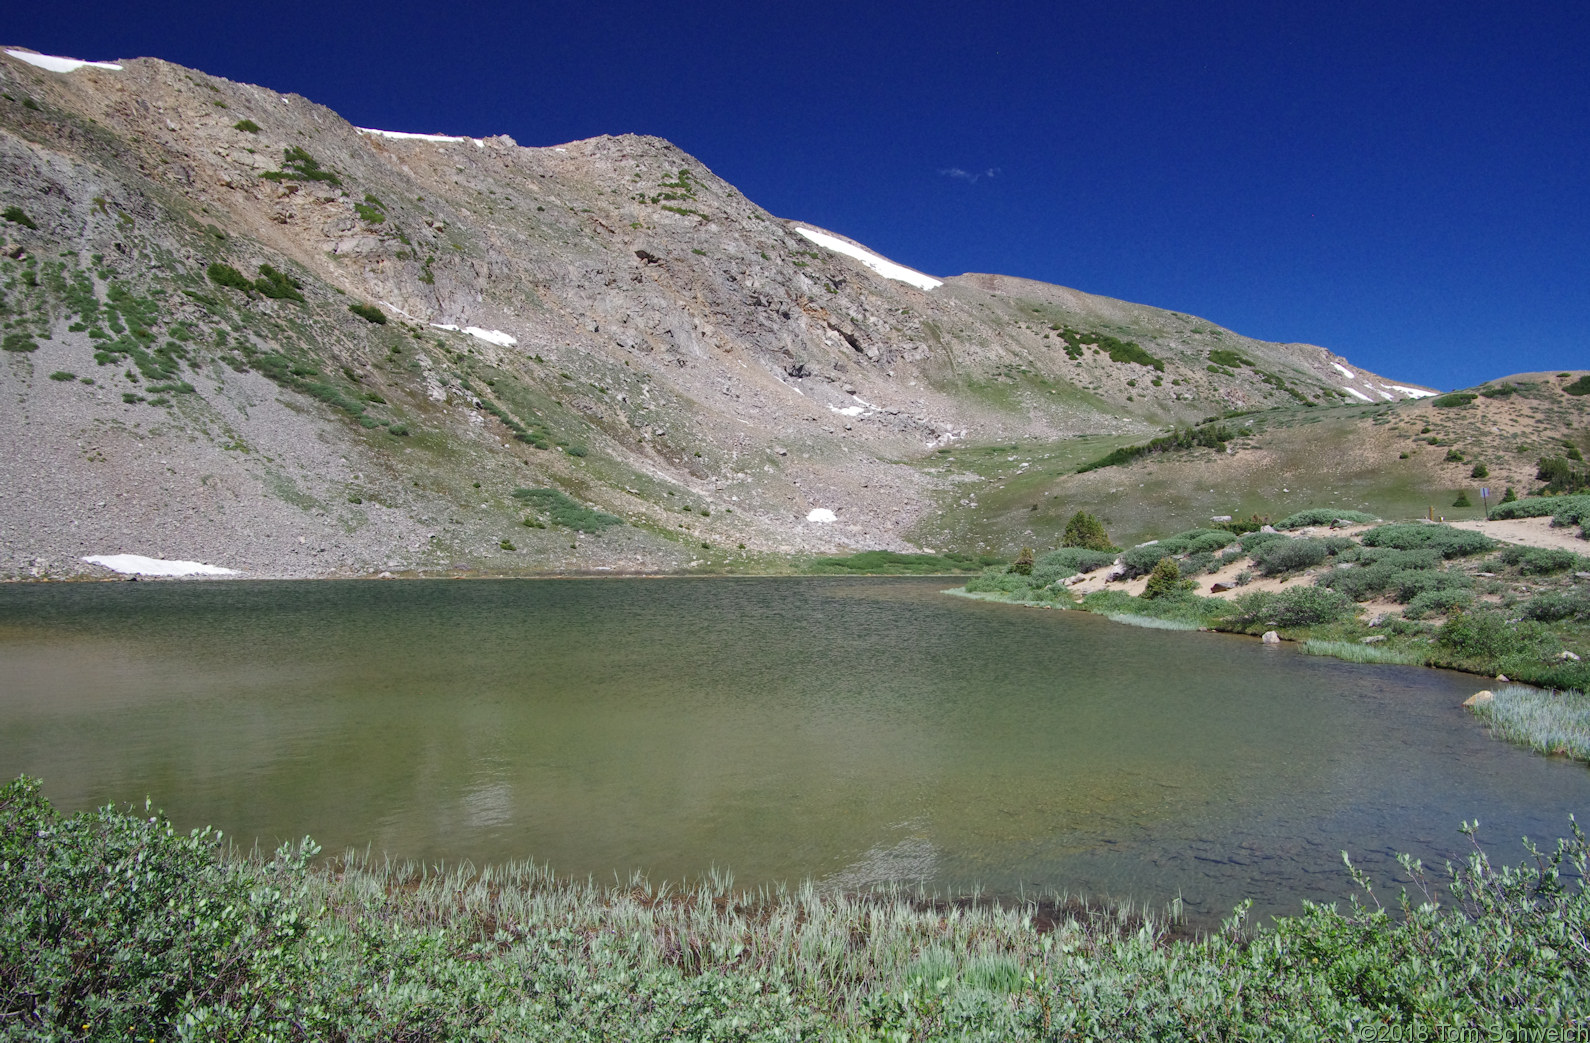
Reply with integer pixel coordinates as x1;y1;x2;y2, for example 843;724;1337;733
940;167;999;184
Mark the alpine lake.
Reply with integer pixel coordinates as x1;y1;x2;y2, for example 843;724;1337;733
3;575;1587;926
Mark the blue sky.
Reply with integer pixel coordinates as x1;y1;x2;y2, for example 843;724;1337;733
9;0;1587;389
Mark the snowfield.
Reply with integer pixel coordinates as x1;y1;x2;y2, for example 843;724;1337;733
793;228;942;291
6;49;122;72
432;324;518;347
1342;386;1374;402
1330;361;1355;378
357;127;484;148
82;554;237;577
806;508;838;523
1384;384;1438;398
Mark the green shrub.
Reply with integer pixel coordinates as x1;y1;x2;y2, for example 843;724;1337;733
1471;462;1490;479
1403;587;1474;619
1228;586;1355;629
1061;510;1115;551
0;777;320;1038
511;487;622;533
48;370;75;381
2;332;38;352
1077;425;1231;473
1142;557;1194;599
1036;547;1116;575
2;205;37;229
232;118;261;133
1431;392;1478;408
1453;490;1472;507
253;264;304;302
1238;530;1287;553
1490;494;1590;528
1275;508;1378;530
259;146;342;187
206;262;252;292
1563;375;1590;396
1119;529;1237;578
1206;348;1249;368
349;302;387;324
1360;523;1497;558
1520;588;1590;623
1500;545;1584;575
1252;538;1330;576
1437;609;1532;662
1536;456;1590;495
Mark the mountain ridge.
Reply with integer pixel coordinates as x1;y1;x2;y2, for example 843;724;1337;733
7;47;1573;582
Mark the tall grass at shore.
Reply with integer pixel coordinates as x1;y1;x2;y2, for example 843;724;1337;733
1301;639;1426;666
7;777;1590;1038
1471;685;1590;762
1105;612;1199;630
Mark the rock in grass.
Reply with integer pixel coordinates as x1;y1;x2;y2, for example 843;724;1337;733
1464;690;1494;709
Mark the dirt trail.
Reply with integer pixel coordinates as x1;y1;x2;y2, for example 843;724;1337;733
1447;516;1588;553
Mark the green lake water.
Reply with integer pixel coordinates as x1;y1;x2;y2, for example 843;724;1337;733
2;576;1587;924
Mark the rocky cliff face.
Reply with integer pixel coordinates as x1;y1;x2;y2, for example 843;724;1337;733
0;48;1438;578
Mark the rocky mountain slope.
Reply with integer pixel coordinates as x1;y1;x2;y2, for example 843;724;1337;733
10;46;1562;580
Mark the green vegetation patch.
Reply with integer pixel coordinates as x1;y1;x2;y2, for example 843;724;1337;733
232;118;261;133
1077;424;1232;473
1431;392;1478;408
1359;523;1497;558
1226;586;1356;630
1563;375;1590;396
808;550;995;574
1050;325;1162;370
2;332;38;352
260;146;343;187
1472;686;1590;762
512;487;622;533
2;206;37;230
1490;495;1590;532
1206;348;1250;368
1274;508;1379;530
1119;529;1236;579
1500;545;1588;575
348;302;387;324
10;776;1590;1039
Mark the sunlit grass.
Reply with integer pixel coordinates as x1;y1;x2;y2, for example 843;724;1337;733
1301;639;1425;666
1471;684;1590;762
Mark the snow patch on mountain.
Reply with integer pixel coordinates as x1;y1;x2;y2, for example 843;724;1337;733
6;49;122;73
1342;386;1373;402
83;554;236;577
794;228;942;291
357;127;484;148
432;324;518;347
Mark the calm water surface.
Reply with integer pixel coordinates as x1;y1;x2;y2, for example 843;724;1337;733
2;576;1587;923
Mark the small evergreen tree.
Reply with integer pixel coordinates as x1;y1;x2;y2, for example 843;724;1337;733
1007;546;1035;575
1062;511;1114;552
1452;490;1472;508
1142;557;1193;599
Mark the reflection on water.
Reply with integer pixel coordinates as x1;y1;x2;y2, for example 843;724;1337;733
1;576;1587;924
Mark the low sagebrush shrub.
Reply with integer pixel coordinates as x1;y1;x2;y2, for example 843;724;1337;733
1228;586;1355;629
1253;538;1330;576
1499;545;1585;575
1360;523;1497;558
1520;588;1590;623
1274;508;1377;530
348;302;386;324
